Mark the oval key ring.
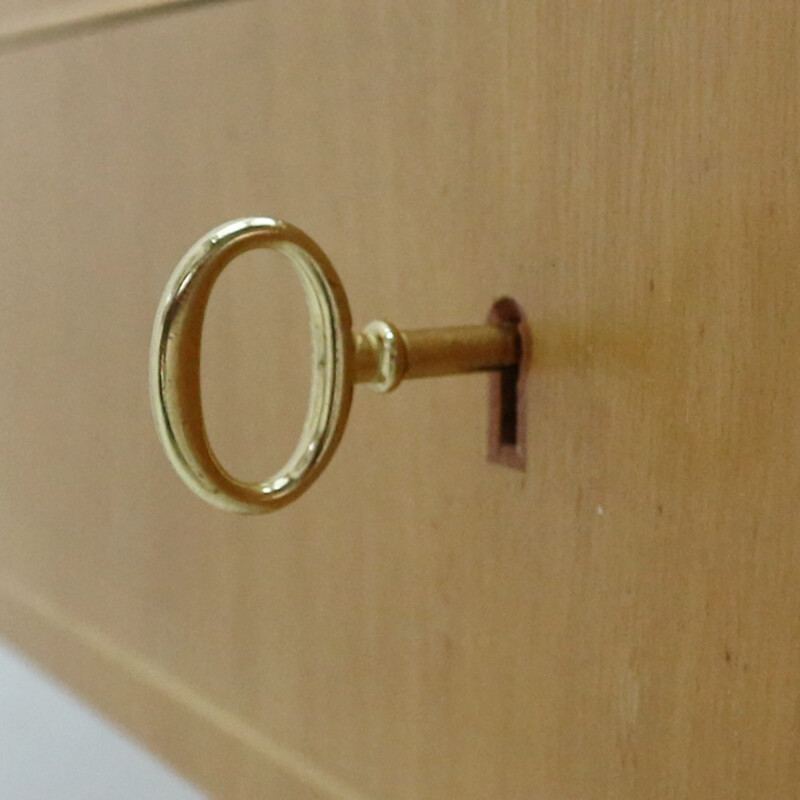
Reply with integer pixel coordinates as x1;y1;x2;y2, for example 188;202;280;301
151;218;353;513
151;217;524;514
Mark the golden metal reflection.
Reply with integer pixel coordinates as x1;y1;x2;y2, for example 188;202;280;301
150;217;521;514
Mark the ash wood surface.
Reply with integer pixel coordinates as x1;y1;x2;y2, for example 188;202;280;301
0;1;798;798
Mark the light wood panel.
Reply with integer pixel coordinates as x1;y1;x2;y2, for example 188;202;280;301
0;1;799;798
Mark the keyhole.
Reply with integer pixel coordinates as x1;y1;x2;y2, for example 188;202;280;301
488;297;528;470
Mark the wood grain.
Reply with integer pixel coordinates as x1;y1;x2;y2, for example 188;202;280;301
0;1;798;798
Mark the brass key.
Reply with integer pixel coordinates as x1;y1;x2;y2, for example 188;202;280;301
151;217;522;514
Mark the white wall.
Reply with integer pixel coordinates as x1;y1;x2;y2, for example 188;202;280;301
0;641;206;799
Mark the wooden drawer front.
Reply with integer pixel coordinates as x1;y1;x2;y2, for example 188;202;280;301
0;2;798;798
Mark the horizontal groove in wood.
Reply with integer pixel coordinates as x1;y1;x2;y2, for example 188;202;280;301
0;0;231;53
0;571;371;800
